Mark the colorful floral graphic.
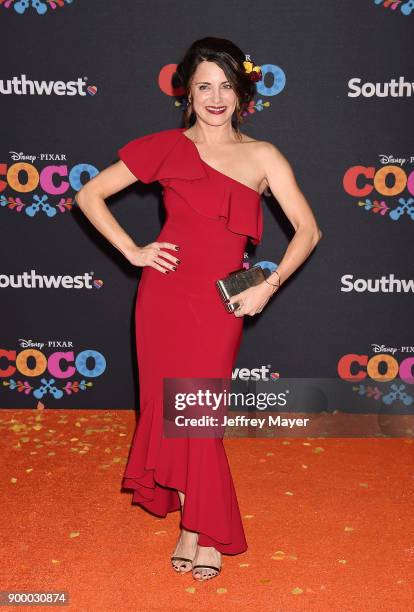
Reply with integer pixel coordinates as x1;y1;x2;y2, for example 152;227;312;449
0;0;73;15
356;197;414;220
373;0;414;16
4;377;93;398
354;382;413;407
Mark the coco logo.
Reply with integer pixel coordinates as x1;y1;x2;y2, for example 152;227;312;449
342;163;414;221
1;0;74;16
0;156;99;217
0;347;107;400
0;348;106;378
159;62;287;117
337;353;414;384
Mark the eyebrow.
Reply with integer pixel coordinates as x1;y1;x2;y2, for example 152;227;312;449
194;81;230;84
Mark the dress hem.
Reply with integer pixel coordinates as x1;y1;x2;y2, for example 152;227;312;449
121;472;248;555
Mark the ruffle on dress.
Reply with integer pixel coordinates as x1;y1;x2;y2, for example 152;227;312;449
118;127;263;246
122;396;248;555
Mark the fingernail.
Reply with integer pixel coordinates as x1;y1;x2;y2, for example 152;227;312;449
175;246;180;251
172;266;176;271
176;259;180;263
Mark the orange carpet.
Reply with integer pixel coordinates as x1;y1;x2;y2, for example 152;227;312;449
1;408;413;612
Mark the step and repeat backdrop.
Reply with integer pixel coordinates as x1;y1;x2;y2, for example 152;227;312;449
1;1;412;412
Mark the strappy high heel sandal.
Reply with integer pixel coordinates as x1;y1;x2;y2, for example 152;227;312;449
192;546;222;581
171;553;196;573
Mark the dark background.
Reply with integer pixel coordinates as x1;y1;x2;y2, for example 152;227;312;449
1;0;412;408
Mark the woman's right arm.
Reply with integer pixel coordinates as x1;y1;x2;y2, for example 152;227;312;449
75;160;179;274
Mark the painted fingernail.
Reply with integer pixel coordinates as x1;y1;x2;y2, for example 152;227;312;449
175;246;180;251
172;266;176;271
176;259;180;263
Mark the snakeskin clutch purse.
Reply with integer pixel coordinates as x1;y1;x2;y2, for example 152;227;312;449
216;264;266;313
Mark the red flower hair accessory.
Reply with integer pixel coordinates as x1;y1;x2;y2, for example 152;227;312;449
243;54;263;83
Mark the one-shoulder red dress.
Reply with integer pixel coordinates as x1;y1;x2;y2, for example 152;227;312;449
118;127;263;555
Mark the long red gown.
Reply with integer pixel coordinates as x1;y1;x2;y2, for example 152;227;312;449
118;127;263;555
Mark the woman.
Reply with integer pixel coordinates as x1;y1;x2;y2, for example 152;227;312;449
75;37;322;581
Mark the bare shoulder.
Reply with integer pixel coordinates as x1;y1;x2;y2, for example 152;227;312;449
243;132;286;153
239;133;293;180
240;133;287;160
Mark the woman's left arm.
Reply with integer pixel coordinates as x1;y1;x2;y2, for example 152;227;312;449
230;142;323;317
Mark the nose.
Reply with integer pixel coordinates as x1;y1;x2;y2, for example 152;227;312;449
210;87;223;104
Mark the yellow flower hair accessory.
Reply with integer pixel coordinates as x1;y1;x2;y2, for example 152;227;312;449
243;54;263;83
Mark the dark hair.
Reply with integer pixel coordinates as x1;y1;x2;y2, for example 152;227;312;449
175;37;256;137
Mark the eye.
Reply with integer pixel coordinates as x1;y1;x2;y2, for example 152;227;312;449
199;85;209;90
223;83;232;89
